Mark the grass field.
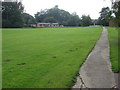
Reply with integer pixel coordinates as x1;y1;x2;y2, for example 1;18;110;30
2;27;102;88
107;27;119;72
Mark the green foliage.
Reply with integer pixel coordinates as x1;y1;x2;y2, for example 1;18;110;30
112;1;120;26
97;7;111;26
22;13;36;27
80;15;92;26
2;2;24;28
43;16;57;23
35;6;81;26
98;1;120;26
2;27;102;88
67;13;80;26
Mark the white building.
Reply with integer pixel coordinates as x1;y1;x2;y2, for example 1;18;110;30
37;23;59;28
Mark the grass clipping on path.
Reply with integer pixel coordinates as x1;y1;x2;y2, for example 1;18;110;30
3;27;102;88
107;27;119;73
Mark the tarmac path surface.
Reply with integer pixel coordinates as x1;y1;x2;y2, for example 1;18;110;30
72;27;117;89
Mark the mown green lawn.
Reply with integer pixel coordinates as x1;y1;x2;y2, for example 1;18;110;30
2;27;102;88
107;27;119;72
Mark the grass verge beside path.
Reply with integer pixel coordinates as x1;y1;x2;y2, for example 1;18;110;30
3;27;102;88
107;27;119;72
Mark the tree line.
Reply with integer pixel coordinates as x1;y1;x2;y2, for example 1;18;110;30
2;1;120;28
97;1;120;27
2;1;35;28
35;5;93;26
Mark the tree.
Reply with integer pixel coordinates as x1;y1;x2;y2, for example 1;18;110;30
112;1;120;26
80;15;92;26
67;12;80;26
22;13;36;27
43;16;57;23
104;0;120;26
97;7;111;26
35;9;48;23
35;5;80;26
2;1;24;28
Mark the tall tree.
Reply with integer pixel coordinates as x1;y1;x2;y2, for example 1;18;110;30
112;1;120;26
80;15;92;26
104;0;120;26
22;13;36;27
35;9;48;23
2;1;24;28
67;12;80;26
97;7;111;26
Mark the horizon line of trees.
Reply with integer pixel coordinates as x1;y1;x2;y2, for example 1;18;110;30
2;1;120;28
35;5;93;27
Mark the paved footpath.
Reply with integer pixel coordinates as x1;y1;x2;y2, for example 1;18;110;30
72;27;117;88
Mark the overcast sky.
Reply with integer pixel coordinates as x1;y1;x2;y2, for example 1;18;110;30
22;0;112;19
